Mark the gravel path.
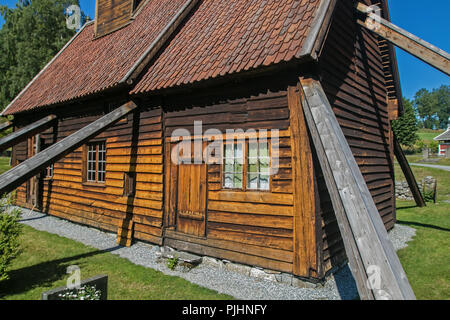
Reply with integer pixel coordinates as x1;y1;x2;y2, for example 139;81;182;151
17;207;416;300
409;163;450;172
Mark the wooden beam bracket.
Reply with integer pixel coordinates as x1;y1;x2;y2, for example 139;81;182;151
0;115;57;153
356;2;450;76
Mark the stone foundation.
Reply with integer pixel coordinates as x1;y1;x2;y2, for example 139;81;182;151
156;246;320;289
396;176;436;200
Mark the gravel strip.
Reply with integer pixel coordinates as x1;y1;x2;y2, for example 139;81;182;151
16;207;416;300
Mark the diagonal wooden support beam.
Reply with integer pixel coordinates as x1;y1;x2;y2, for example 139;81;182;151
356;2;450;76
0;101;138;196
299;78;415;300
393;135;426;207
0;115;57;153
0;121;13;133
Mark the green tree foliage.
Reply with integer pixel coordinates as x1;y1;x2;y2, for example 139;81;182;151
414;85;450;129
392;98;419;147
0;0;84;111
0;195;22;281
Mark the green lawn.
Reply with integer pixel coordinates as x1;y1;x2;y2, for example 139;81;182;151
0;157;10;174
417;129;444;144
396;201;450;300
394;162;450;300
0;225;233;300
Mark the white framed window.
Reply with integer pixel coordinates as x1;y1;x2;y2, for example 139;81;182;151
223;142;244;189
87;141;106;183
222;140;271;191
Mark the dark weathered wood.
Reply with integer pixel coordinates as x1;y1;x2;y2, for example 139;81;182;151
0;121;13;132
300;78;415;300
0;102;138;195
393;134;426;207
356;2;450;76
0;115;56;153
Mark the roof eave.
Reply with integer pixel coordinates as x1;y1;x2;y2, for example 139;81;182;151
298;0;338;61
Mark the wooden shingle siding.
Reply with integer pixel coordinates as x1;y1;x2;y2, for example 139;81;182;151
314;0;396;275
163;89;296;273
15;101;165;244
318;0;395;232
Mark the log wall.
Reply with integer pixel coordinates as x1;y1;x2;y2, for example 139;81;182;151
316;0;396;275
162;89;296;274
14;100;165;245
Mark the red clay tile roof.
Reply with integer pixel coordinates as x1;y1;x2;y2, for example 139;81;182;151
131;0;320;94
2;0;188;115
4;0;320;115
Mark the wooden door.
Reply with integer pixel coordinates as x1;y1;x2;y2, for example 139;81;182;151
176;164;207;237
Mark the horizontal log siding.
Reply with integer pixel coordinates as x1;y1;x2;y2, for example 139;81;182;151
317;0;396;274
15;104;164;245
164;90;295;273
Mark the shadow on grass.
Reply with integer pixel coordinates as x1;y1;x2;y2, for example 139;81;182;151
397;220;450;232
0;246;121;298
396;205;419;211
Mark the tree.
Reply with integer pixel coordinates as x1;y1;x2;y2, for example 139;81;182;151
434;85;450;129
392;98;419;147
414;88;438;129
414;85;450;129
0;0;85;112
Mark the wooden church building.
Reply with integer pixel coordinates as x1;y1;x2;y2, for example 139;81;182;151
2;0;404;282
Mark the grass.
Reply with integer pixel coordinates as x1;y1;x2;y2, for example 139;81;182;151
417;129;444;144
394;164;450;202
394;161;450;299
0;157;10;174
396;201;450;300
0;225;233;300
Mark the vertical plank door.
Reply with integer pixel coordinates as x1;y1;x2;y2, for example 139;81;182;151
176;164;207;237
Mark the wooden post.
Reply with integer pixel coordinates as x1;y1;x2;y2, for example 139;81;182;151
356;2;450;76
0;102;138;195
288;86;320;279
393;135;426;207
0;115;57;153
300;78;415;300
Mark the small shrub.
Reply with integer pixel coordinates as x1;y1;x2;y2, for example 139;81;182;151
167;256;179;271
0;195;22;281
422;191;435;203
429;141;439;154
58;285;102;300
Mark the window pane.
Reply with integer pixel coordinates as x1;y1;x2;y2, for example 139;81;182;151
248;163;259;173
234;163;243;173
260;158;270;173
247;173;258;190
248;142;258;158
259;142;269;157
235;143;243;160
233;173;243;189
260;175;270;190
224;163;234;173
224;144;234;158
224;174;234;189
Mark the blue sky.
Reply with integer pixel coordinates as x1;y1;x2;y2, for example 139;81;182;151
1;0;449;99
